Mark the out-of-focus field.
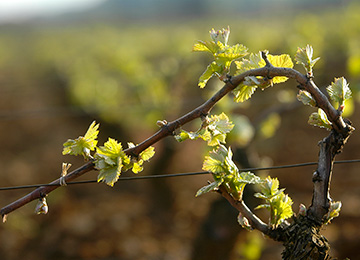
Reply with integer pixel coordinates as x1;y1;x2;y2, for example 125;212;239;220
0;1;360;259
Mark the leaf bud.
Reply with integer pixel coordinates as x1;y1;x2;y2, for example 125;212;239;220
209;26;230;45
237;213;253;231
156;120;168;127
35;198;48;215
298;204;307;216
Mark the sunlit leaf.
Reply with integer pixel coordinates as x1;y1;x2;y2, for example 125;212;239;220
196;179;223;197
132;161;143;174
254;177;293;227
95;138;129;186
260;54;294;83
270;193;293;226
97;161;122;187
216;43;248;68
209;112;233;131
139;146;155;161
297;90;316;107
326;77;351;106
233;84;258;103
254;177;282;200
62;121;99;158
235;52;262;74
198;61;223;88
202;152;226;174
193;40;221;54
308;109;332;130
295;45;320;74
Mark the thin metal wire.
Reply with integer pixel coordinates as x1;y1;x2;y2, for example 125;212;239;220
0;159;359;191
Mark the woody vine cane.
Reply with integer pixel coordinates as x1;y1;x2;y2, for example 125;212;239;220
1;27;355;259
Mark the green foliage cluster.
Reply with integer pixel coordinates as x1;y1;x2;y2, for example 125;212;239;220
60;26;352;230
194;123;294;227
190;28;352;229
175;112;234;146
63;121;155;186
254;177;293;228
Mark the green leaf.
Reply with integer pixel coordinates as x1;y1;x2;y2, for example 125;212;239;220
297;90;316;107
139;146;155;161
193;40;221;54
216;43;248;68
206;113;234;146
125;143;155;174
260;54;294;83
202;150;227;175
308;108;332;130
254;176;293;227
202;144;236;176
254;177;282;200
295;45;320;74
326;77;352;106
233;84;258;103
132;161;143;174
198;61;223;88
62;121;99;158
175;113;233;146
235;52;262;74
196;179;223;197
84;121;100;145
232;171;262;198
95;138;129;186
97;162;122;187
207;134;226;146
269;193;293;226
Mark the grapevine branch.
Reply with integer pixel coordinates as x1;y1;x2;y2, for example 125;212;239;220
0;52;354;225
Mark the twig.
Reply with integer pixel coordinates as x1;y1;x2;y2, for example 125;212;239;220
1;161;94;221
217;185;284;241
0;54;354;220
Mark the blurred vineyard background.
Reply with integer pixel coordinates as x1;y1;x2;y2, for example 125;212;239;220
0;0;360;259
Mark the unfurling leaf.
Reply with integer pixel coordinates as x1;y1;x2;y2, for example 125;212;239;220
195;179;223;197
195;27;248;88
95;138;129;186
209;27;230;45
129;144;156;174
62;121;100;158
297;90;316;107
175;113;233;146
237;213;253;231
201;144;261;200
308;109;332;130
324;201;342;224
295;45;320;74
326;77;352;109
254;177;293;227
